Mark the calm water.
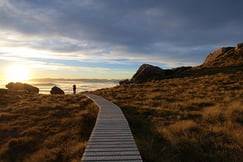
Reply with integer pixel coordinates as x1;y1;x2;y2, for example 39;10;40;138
0;78;119;94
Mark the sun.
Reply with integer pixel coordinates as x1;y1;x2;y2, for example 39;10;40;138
6;65;30;82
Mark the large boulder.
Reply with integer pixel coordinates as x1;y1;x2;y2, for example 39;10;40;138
50;86;65;94
6;82;39;94
131;64;165;82
202;43;243;67
203;47;234;66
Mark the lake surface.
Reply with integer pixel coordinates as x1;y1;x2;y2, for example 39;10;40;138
0;78;119;94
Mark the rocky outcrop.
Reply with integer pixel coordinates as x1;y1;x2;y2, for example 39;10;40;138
131;64;165;82
127;42;243;83
203;47;234;65
130;64;192;83
5;82;39;94
50;86;65;94
202;43;243;67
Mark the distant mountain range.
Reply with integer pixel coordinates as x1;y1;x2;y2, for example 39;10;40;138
121;42;243;84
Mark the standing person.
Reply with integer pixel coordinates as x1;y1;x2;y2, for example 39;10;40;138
73;84;76;94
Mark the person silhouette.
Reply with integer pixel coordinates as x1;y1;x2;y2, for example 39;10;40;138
73;84;76;94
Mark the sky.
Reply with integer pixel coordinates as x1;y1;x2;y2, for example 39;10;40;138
0;0;243;80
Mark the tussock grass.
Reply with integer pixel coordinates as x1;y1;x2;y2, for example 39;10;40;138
0;94;98;162
94;71;243;162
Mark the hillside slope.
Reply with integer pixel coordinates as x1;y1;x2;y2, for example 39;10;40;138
0;94;98;162
94;71;243;162
93;43;243;161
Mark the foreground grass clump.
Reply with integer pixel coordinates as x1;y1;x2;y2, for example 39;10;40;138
94;71;243;162
0;94;98;162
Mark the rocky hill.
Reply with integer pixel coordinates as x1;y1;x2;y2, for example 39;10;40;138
130;64;165;82
123;42;243;83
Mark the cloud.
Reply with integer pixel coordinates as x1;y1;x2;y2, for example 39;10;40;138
0;0;243;78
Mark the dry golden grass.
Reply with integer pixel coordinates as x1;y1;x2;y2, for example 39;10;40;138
0;94;98;162
93;71;243;162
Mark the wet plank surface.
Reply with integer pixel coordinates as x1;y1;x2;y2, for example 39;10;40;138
81;94;142;162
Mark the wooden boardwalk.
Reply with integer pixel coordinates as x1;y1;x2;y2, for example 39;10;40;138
81;94;143;162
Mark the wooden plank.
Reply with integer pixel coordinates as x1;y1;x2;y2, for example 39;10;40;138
87;141;136;145
83;151;140;156
82;155;142;161
86;144;138;149
90;139;134;142
83;148;139;152
82;160;142;162
81;94;142;162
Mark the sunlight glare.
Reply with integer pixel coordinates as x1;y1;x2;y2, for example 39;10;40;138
6;65;30;82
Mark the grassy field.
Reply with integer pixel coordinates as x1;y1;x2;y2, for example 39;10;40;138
1;70;242;162
0;94;98;162
93;71;243;162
